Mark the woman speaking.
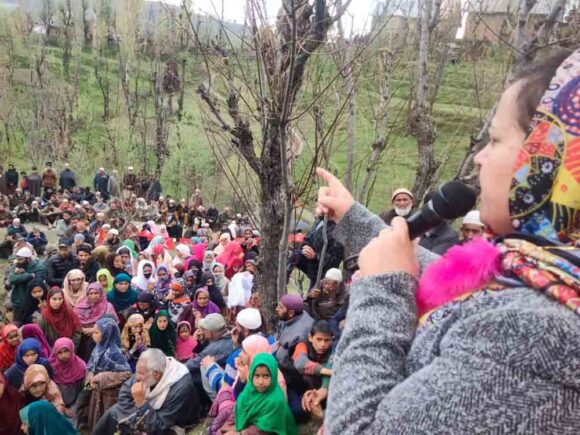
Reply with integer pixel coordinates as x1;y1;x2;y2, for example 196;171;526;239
321;48;580;434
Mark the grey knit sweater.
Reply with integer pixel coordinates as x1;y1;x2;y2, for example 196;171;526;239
325;203;580;434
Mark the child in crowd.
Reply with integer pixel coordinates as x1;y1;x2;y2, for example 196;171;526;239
175;320;198;362
0;324;20;371
149;310;176;357
121;313;150;372
5;338;53;390
232;353;297;435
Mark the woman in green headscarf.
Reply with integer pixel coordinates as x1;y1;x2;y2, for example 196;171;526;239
235;353;297;435
96;268;114;293
148;310;176;357
19;400;77;435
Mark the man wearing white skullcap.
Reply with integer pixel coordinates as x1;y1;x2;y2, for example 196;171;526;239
8;246;48;324
461;210;486;243
306;267;347;320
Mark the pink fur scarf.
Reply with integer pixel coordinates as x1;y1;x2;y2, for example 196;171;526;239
416;238;502;318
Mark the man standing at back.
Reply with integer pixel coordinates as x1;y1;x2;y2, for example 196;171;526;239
59;162;77;192
26;167;42;197
94;167;110;200
8;247;48;324
41;162;58;196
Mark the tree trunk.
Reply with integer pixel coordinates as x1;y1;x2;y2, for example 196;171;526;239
410;0;437;200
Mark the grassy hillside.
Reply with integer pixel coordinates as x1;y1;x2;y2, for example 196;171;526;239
0;9;509;215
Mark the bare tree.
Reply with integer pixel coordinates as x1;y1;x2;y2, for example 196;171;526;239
196;0;351;317
455;0;569;188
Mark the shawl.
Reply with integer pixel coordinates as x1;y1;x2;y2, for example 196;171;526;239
87;317;131;373
197;272;225;308
149;310;176;357
235;353;297;435
0;371;21;435
122;239;139;259
0;324;19;371
48;337;87;385
192;288;221;317
175;321;197;361
14;338;50;373
19;400;77;435
21;280;48;324
75;282;117;327
212;263;228;292
22;365;63;409
121;313;150;350
227;272;254;308
107;273;139;312
96;268;114;292
202;251;216;272
41;287;81;338
509;48;580;243
418;50;580;325
132;259;156;292
183;270;197;298
130;292;159;322
62;269;88;308
215;242;244;270
145;357;189;410
153;264;172;299
21;324;51;360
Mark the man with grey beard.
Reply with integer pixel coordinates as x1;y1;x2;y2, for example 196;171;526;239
379;188;415;225
94;349;200;435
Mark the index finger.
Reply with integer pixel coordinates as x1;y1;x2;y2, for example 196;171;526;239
316;167;341;188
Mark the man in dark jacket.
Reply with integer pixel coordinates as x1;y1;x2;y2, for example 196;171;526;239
8;246;48;324
93;167;110;200
77;243;100;282
59;163;77;191
94;349;200;435
5;164;19;195
26;167;42;197
26;227;48;256
417;191;459;255
288;215;344;290
46;237;79;287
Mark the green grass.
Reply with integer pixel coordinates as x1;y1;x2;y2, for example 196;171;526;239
0;12;508;217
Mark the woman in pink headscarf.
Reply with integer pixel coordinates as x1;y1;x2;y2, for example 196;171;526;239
49;337;87;408
21;324;51;360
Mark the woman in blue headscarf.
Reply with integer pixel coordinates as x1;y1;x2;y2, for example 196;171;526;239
107;273;139;326
78;317;132;431
5;338;53;390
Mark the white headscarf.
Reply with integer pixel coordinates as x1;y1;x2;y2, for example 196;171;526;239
131;259;156;292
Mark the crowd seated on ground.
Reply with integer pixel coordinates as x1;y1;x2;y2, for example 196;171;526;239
0;162;490;434
7;49;580;435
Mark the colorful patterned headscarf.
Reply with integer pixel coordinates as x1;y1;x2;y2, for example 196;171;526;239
510;49;580;243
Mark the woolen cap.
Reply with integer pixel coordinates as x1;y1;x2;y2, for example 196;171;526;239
280;294;304;314
198;313;226;332
324;268;343;283
391;188;414;203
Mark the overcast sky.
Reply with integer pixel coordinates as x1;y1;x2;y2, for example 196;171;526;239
163;0;379;34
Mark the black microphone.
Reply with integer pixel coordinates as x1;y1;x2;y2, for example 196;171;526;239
343;181;476;272
407;181;476;240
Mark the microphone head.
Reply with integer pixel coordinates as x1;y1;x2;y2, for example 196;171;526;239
432;181;476;220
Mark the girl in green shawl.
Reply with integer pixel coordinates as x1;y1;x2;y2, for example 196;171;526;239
235;353;297;435
96;268;114;293
148;310;176;357
19;400;77;435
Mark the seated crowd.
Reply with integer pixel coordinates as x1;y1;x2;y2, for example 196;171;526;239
0;163;381;435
